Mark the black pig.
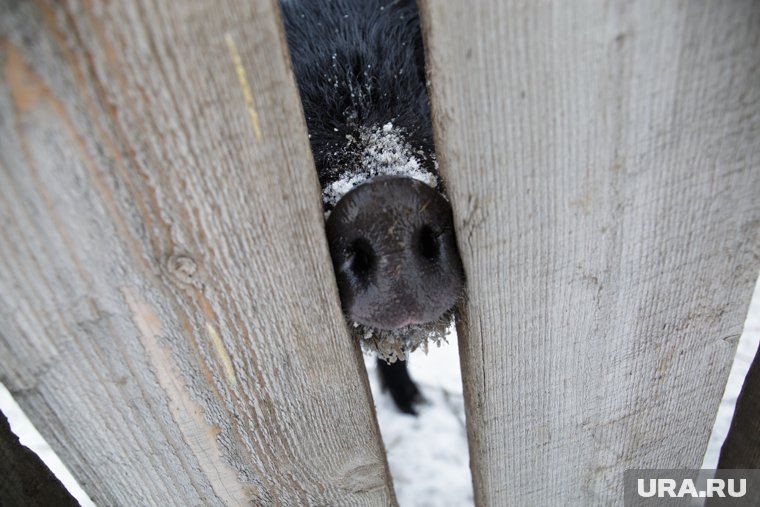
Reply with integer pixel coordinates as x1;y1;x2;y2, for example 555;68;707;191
281;0;464;414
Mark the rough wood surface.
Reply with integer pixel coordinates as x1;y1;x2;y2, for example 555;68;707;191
0;1;395;505
420;0;760;504
0;411;79;507
718;341;760;469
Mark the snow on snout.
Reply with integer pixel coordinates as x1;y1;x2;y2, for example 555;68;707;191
322;122;438;214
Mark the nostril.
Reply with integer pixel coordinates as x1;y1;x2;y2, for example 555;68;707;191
325;176;464;331
348;238;376;276
417;224;441;262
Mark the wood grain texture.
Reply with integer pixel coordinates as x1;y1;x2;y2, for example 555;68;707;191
0;1;395;505
419;0;760;504
0;411;79;507
718;342;760;469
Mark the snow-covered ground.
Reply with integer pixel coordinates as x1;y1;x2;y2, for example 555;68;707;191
1;275;758;505
365;329;474;507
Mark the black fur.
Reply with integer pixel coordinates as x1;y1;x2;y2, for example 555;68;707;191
281;0;440;414
280;0;435;190
377;359;423;415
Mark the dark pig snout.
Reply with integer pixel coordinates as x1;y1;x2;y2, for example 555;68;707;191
325;176;464;330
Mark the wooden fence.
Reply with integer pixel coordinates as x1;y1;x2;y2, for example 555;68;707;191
1;0;759;505
421;0;760;504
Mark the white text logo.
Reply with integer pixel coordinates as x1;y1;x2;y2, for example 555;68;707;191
637;478;746;498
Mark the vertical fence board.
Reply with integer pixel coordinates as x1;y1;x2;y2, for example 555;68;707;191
0;1;395;505
420;0;760;504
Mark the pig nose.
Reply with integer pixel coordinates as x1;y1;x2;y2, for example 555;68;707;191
325;176;464;330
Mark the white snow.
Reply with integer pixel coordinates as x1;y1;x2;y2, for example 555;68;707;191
365;326;475;507
352;312;453;364
322;123;438;212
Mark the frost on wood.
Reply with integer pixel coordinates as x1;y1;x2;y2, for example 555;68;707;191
322;122;439;214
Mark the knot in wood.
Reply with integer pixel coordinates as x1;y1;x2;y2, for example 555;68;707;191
166;253;201;288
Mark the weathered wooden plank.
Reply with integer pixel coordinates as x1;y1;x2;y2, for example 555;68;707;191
420;0;760;504
0;1;395;505
0;411;79;507
718;341;760;469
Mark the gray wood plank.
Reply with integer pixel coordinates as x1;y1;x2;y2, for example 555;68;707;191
419;0;760;504
0;1;395;505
